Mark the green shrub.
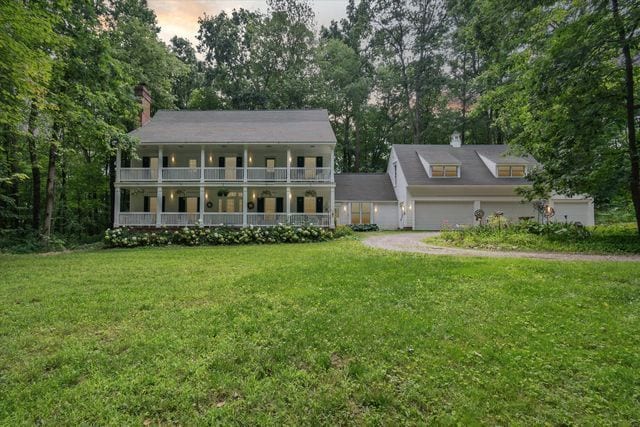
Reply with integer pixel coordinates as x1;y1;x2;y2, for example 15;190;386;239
437;221;640;254
333;225;354;238
104;225;334;248
349;224;380;232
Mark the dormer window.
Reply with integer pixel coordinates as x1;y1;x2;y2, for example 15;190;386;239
431;165;459;177
497;165;526;177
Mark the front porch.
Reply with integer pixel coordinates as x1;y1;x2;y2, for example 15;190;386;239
116;186;333;228
117;144;333;184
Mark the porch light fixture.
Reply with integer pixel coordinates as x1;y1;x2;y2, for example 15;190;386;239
374;206;378;213
249;155;253;164
343;205;347;211
205;192;208;200
171;154;175;164
170;192;174;200
208;155;213;163
289;193;292;200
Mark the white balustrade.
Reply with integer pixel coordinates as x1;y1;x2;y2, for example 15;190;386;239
290;167;332;182
288;213;330;227
162;167;200;181
203;167;244;181
160;213;200;226
120;212;331;227
247;167;287;182
119;168;155;181
246;213;289;226
119;213;156;226
203;213;243;226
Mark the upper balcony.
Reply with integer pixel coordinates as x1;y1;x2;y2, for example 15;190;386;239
117;144;334;184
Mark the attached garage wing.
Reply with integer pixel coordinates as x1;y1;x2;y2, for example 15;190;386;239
414;202;474;230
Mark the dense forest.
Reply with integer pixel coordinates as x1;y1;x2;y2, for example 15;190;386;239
1;0;639;248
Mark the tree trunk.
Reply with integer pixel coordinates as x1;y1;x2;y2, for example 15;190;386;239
611;0;640;234
343;116;351;171
42;142;57;239
109;154;116;227
354;113;361;173
26;102;41;231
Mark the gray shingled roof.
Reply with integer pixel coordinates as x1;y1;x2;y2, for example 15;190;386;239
129;110;337;144
335;173;397;201
393;144;537;186
417;149;461;165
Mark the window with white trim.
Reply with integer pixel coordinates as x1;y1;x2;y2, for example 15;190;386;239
497;165;526;177
431;164;459;177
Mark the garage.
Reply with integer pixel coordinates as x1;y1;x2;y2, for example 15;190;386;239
480;202;538;223
414;201;474;230
553;201;592;225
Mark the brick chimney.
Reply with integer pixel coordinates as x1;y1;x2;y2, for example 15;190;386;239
134;83;152;126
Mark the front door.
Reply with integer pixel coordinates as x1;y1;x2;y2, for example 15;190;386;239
187;197;198;213
149;157;158;180
304;157;316;179
225;157;236;180
304;196;316;214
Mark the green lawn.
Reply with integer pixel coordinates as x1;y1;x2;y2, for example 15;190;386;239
1;240;639;424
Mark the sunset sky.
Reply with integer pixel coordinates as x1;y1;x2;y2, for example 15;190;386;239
147;0;348;48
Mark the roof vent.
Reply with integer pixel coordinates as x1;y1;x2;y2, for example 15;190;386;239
450;131;462;148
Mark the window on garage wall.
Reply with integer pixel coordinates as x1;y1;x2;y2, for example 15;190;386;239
350;202;372;224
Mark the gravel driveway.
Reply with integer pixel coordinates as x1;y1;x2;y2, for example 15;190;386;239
363;232;640;262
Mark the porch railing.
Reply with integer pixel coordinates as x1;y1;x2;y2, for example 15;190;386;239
118;213;156;226
289;213;331;227
203;213;243;226
119;166;333;182
290;167;332;182
162;167;200;181
119;168;156;181
203;167;244;181
161;213;200;226
246;213;289;226
118;213;332;227
247;167;288;182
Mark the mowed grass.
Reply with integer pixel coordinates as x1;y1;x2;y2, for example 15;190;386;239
1;241;639;425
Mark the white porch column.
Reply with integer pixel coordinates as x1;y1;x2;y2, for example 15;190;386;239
330;147;335;182
114;187;121;227
115;148;121;183
286;148;291;183
157;146;163;184
200;146;205;183
243;147;248;183
199;186;205;226
156;187;162;227
242;187;248;227
330;187;335;228
286;186;291;221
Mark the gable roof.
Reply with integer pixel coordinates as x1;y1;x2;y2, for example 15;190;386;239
335;173;397;201
393;144;537;186
129;109;337;144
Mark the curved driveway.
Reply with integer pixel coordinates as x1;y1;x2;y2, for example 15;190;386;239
363;232;640;262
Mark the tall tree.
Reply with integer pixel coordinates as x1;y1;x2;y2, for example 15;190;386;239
472;0;640;232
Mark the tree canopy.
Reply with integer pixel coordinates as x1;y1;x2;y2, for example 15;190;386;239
1;0;639;245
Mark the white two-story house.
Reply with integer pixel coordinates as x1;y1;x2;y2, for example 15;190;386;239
115;85;336;228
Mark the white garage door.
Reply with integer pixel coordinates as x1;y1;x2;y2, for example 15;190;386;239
553;202;591;225
414;202;474;230
481;202;538;222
